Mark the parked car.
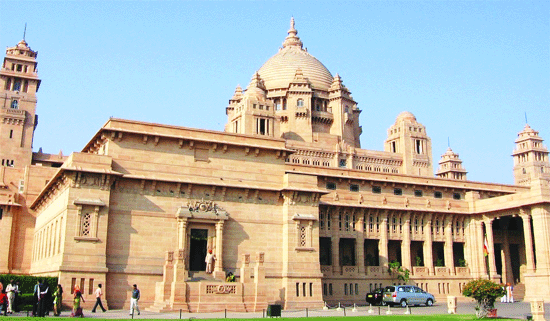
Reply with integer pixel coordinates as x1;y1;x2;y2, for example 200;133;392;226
382;285;435;307
365;287;385;305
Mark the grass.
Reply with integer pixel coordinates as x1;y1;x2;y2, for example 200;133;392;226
0;316;514;321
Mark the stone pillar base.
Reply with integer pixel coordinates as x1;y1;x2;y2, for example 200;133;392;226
213;270;225;280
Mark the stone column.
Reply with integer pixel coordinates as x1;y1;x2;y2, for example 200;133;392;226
401;213;412;272
520;210;536;273
444;215;455;275
485;219;498;279
356;214;365;274
379;211;389;273
331;210;341;274
500;218;513;284
477;219;488;277
531;205;550;273
424;214;434;275
213;220;225;279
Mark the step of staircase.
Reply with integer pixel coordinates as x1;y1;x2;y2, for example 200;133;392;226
188;271;221;282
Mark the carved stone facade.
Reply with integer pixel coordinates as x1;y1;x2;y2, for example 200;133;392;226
1;19;550;312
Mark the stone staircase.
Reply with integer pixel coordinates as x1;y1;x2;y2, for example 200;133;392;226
146;272;221;313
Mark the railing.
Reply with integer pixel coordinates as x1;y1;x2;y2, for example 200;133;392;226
455;267;470;275
412;266;428;276
435;267;449;276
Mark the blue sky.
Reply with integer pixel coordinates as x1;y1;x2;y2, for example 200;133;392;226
1;1;548;185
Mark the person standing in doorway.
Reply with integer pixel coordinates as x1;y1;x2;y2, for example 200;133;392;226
129;284;140;316
205;249;216;274
91;284;107;313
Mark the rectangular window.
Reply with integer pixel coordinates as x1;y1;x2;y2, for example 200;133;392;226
323;283;327;296
394;188;402;196
344;283;348;295
302;283;306;297
434;191;443;198
372;186;381;194
329;283;333;295
349;184;359;192
80;278;85;294
296;282;300;297
88;279;94;295
9;130;13;139
391;141;396;153
310;283;313;297
355;283;359;295
0;207;3;220
453;192;461;200
414;190;423;197
71;278;76;294
326;182;336;190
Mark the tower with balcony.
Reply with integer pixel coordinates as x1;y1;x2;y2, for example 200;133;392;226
0;40;41;168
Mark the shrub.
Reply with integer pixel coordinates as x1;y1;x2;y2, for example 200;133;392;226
387;260;410;283
0;274;58;312
462;279;506;318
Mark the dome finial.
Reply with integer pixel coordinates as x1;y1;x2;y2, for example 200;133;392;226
282;17;303;49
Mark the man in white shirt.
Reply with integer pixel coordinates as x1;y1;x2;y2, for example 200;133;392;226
91;284;107;313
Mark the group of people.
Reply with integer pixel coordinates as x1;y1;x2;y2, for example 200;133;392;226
500;283;514;303
0;280;21;316
0;280;140;317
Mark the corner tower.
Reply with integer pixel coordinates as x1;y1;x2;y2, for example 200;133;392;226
512;124;550;185
0;40;41;168
385;111;433;176
436;147;467;180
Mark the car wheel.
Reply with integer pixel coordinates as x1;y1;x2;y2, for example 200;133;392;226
426;299;433;306
400;299;407;308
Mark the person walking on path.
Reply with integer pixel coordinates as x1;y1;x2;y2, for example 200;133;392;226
71;285;85;317
5;280;16;314
91;284;107;313
129;284;140;316
53;284;63;316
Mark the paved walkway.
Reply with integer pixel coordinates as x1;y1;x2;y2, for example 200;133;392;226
10;302;550;319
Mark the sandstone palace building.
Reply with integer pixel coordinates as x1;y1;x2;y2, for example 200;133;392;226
1;19;549;311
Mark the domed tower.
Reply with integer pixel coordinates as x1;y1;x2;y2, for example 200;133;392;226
0;39;41;168
436;147;467;180
225;18;362;147
384;111;433;176
225;72;276;136
512;124;550;185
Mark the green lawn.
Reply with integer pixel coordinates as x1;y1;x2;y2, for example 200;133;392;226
0;316;513;321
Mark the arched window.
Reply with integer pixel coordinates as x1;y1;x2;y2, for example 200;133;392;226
10;100;18;109
297;99;304;107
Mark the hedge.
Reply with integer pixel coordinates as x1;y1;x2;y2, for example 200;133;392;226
0;274;58;312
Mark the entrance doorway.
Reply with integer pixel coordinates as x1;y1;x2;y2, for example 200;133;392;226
189;229;208;271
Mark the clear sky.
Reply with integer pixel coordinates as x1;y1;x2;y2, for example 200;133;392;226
1;1;548;185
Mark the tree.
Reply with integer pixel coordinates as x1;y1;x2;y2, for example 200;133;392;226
462;279;506;318
387;261;410;283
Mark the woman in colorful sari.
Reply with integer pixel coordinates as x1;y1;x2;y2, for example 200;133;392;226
53;284;63;316
71;285;85;317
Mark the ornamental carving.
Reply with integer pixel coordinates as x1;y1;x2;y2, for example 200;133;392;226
187;199;222;213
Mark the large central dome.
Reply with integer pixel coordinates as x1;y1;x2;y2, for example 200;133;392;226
257;18;333;91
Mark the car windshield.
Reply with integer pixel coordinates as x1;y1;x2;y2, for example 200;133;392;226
384;286;395;292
